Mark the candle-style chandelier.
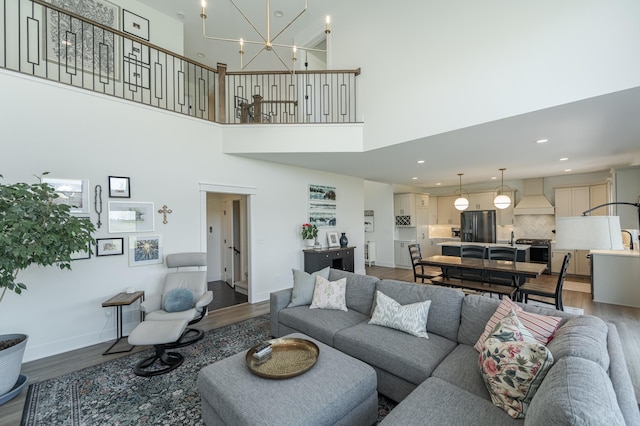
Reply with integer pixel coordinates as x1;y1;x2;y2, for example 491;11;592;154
199;0;330;72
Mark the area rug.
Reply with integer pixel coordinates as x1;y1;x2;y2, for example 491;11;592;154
21;315;396;425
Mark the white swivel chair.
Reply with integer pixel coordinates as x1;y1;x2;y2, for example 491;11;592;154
140;252;213;348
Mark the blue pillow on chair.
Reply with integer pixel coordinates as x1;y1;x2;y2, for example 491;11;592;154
163;288;195;312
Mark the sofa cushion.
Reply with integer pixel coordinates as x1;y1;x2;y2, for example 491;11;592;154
369;291;431;339
309;276;347;311
432;344;490;400
376;279;464;341
288;267;330;307
163;288;194;312
278;306;368;346
380;377;521;426
458;295;573;347
473;297;562;351
329;269;379;315
525;357;625;425
546;315;610;370
334;321;457;386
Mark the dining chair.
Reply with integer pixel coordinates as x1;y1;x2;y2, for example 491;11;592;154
518;252;572;311
486;246;518;286
408;243;440;283
458;245;486;281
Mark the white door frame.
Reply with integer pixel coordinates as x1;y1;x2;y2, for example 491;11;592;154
199;183;256;301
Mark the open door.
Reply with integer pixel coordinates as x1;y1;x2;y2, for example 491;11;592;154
222;199;234;286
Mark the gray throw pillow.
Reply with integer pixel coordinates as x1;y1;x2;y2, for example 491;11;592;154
163;288;195;312
288;267;330;307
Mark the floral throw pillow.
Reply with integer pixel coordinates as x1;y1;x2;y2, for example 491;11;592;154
479;311;555;419
368;291;431;339
309;276;348;311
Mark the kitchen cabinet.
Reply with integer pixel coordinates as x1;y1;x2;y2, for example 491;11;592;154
468;192;494;210
394;193;429;227
551;248;590;276
589;184;608;215
555;186;591;218
436;195;460;225
575;250;591;275
394;240;414;268
496;191;515;225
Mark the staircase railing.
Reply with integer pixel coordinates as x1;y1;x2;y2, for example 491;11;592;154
0;0;359;124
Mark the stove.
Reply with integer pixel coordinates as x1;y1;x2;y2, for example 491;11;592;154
516;239;552;274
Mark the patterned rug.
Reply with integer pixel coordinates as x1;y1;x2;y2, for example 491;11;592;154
21;315;396;425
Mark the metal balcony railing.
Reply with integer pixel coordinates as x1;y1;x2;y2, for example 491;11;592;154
0;0;359;124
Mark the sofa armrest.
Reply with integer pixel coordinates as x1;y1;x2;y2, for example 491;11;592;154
140;295;161;313
195;290;214;309
270;288;293;337
606;323;640;425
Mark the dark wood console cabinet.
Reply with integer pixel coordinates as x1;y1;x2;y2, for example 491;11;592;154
303;246;355;273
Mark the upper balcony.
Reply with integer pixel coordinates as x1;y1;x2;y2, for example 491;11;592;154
0;0;360;128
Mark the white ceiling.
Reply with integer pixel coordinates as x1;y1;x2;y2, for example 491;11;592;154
138;0;640;189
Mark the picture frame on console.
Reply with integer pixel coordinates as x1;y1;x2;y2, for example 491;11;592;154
327;231;340;248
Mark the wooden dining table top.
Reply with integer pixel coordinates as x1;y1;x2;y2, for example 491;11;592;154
419;255;547;278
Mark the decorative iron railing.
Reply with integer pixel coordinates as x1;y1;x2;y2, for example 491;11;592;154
0;0;359;124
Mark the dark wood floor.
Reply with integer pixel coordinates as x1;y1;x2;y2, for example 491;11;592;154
208;280;247;311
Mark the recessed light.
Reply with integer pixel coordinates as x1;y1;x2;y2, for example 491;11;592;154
412;177;418;180
197;52;206;58
564;168;572;172
491;176;497;180
274;10;284;18
536;139;549;144
417;160;425;164
436;182;442;186
559;157;568;161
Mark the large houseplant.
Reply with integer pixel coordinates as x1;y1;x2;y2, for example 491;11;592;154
0;173;95;399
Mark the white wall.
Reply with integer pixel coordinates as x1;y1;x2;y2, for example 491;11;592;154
363;181;395;267
328;0;640;151
0;71;365;361
615;167;640;229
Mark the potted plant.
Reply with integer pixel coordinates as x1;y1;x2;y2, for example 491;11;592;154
0;173;95;402
301;223;318;247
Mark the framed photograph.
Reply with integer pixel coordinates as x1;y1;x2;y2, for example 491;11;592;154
309;184;336;202
43;177;90;214
96;237;124;256
108;201;154;233
122;9;149;41
129;235;162;266
70;241;92;260
45;0;120;79
364;210;374;233
327;231;340;248
108;176;130;198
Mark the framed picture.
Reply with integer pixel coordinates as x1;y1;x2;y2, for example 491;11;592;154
122;9;149;41
129;235;162;266
309;201;337;228
96;237;124;256
45;0;120;79
43;177;90;214
309;184;336;202
108;176;130;198
108;201;154;233
364;210;374;233
70;241;92;260
327;231;340;248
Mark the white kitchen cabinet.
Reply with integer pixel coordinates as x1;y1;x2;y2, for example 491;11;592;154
394;193;429;227
437;195;460;225
496;191;515;225
555;187;590;218
394;240;414;268
468;192;494;210
589;184;608;215
575;250;591;275
552;249;576;275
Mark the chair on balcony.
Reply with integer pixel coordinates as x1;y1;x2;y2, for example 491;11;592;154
518;253;571;311
408;244;440;283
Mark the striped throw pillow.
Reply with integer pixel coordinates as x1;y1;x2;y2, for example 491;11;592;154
474;297;561;352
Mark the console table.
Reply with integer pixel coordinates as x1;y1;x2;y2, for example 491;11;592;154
303;246;355;273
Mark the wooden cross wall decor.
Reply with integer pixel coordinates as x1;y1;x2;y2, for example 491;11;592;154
158;204;173;224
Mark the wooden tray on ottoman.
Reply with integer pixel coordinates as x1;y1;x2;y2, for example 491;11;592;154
245;337;319;379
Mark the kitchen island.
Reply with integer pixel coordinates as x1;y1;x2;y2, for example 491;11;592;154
438;242;531;262
591;249;640;308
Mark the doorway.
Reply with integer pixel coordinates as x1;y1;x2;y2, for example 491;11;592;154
201;183;255;309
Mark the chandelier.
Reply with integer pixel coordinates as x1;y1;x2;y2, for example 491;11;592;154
493;168;512;209
199;0;330;72
454;173;470;211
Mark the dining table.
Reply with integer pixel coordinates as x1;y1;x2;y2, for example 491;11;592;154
419;255;547;288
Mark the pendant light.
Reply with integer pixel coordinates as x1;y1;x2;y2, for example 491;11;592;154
454;173;469;211
493;168;511;209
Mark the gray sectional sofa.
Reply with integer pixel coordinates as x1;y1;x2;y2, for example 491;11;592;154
270;269;640;425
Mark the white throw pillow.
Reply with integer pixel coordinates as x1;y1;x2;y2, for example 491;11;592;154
309;276;348;311
368;291;431;339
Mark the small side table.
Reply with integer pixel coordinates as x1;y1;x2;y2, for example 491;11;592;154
102;291;145;355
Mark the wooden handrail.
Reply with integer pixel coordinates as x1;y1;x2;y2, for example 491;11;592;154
226;68;361;76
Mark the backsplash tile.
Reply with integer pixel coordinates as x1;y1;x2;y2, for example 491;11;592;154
514;215;556;240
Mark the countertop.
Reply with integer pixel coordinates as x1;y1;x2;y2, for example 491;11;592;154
437;241;531;250
590;249;640;257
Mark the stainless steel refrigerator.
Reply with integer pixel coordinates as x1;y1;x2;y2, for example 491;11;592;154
460;210;497;243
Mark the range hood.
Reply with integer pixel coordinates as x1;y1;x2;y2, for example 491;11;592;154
513;178;555;215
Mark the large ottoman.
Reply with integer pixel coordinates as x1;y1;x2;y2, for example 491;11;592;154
197;332;378;426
